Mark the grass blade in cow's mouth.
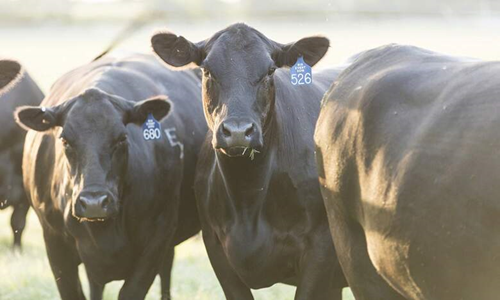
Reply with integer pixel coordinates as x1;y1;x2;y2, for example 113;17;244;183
243;147;260;160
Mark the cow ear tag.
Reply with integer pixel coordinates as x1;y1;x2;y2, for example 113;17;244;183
142;113;162;141
290;56;312;86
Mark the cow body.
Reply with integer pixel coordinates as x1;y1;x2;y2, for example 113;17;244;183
19;54;206;299
195;68;345;292
0;60;44;249
315;44;500;300
152;23;347;299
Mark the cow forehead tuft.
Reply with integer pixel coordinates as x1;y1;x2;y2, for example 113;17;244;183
226;23;252;35
81;87;108;101
207;23;274;54
224;26;264;46
68;89;122;121
65;99;123;132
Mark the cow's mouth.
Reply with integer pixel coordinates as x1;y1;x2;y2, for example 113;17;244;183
72;210;113;222
220;146;246;157
75;216;108;223
72;203;117;223
219;146;260;160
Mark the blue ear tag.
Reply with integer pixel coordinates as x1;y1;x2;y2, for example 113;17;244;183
290;56;312;86
142;113;162;141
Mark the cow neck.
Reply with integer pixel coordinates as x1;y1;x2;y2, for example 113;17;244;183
214;118;277;208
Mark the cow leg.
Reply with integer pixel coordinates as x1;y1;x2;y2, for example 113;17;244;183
327;211;405;300
11;201;29;251
331;289;343;300
295;278;342;300
159;247;175;300
118;210;177;300
294;228;345;300
88;281;104;300
202;229;254;300
43;230;86;300
87;271;105;300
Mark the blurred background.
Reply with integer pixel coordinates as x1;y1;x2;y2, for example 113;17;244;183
0;0;499;299
1;0;500;91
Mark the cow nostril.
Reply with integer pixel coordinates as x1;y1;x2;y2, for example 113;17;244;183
245;124;255;137
222;123;231;137
101;197;110;209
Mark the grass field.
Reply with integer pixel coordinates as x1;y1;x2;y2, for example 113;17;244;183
0;211;354;299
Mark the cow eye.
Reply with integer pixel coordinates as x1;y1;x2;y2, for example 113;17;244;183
60;137;72;149
202;68;211;79
116;135;127;146
267;66;277;76
115;135;128;147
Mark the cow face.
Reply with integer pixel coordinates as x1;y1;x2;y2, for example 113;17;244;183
0;59;22;93
15;88;171;221
152;23;329;158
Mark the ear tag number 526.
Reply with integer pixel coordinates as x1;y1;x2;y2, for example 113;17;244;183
142;113;162;141
290;56;312;86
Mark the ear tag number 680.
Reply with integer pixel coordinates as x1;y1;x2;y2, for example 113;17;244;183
290;56;312;86
142;113;162;141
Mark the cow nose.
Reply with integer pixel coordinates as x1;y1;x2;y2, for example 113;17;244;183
221;121;254;138
75;192;110;219
219;119;257;147
215;118;263;157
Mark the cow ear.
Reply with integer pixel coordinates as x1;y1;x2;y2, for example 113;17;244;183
127;96;172;125
15;106;59;131
152;32;204;68
273;36;330;68
0;60;22;91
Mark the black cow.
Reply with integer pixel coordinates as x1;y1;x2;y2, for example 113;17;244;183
0;59;44;249
152;23;347;299
15;53;206;300
315;44;500;300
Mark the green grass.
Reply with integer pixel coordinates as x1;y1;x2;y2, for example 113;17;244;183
0;210;354;299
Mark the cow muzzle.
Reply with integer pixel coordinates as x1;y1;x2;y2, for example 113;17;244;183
73;190;117;221
214;118;263;158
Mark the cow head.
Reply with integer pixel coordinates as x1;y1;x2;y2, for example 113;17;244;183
14;88;171;221
0;59;22;93
152;23;329;158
